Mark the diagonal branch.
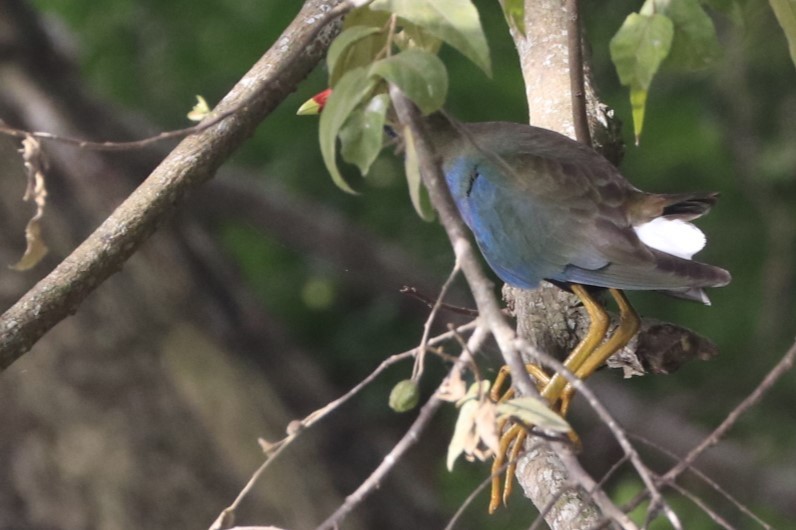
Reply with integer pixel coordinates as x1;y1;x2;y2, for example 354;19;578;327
0;0;350;370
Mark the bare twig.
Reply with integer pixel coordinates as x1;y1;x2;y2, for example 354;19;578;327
0;108;239;151
566;0;591;147
661;339;796;485
316;325;487;530
212;323;477;529
629;433;772;529
668;482;736;530
400;286;479;316
620;339;796;520
317;398;443;529
444;449;518;530
413;262;461;380
0;0;352;370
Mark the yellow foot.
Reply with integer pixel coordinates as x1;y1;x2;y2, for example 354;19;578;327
487;286;640;513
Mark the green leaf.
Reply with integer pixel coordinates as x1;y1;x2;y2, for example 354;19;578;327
657;0;721;70
327;26;384;86
630;87;648;144
702;0;744;26
394;21;443;53
370;0;492;76
496;397;571;433
339;93;389;175
610;13;674;90
500;0;525;36
402;125;435;221
610;13;674;141
370;49;448;114
319;67;378;194
770;0;796;69
344;5;392;29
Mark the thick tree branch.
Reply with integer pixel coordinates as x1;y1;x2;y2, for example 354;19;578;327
0;0;349;370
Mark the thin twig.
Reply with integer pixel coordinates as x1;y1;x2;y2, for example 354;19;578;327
413;262;461;380
316;325;487;530
565;0;591;147
621;339;796;518
211;322;476;530
0;109;237;151
444;452;519;530
629;433;772;530
0;0;353;371
400;286;479;316
668;482;736;530
318;396;442;530
661;339;796;484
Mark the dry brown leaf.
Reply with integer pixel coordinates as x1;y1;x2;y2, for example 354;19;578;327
10;135;48;270
446;381;499;470
436;367;467;402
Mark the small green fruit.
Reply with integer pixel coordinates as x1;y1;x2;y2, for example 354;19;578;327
389;379;420;412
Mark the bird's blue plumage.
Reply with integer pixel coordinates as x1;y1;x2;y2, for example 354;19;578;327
428;114;730;302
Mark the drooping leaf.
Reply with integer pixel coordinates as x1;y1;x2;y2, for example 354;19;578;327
339;93;389;175
319;68;378;193
496;397;571;433
447;381;491;470
11;136;49;271
370;49;448;115
446;391;479;470
630;87;648;145
402;125;435;221
327;25;385;86
610;12;674;141
370;0;492;76
770;0;796;69
500;0;525;36
657;0;721;70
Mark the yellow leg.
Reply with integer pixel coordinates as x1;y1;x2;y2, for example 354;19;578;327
489;288;638;514
541;284;610;405
573;288;639;379
502;428;527;506
490;363;551;403
489;365;551;514
489;423;524;513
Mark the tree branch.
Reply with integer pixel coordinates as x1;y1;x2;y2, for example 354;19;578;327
0;0;349;370
389;86;538;399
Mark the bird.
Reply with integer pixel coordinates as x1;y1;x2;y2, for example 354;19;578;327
299;90;729;305
299;89;730;509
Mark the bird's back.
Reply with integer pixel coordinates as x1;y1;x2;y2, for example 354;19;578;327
426;113;730;301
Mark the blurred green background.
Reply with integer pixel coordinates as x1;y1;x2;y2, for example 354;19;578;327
25;0;796;527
